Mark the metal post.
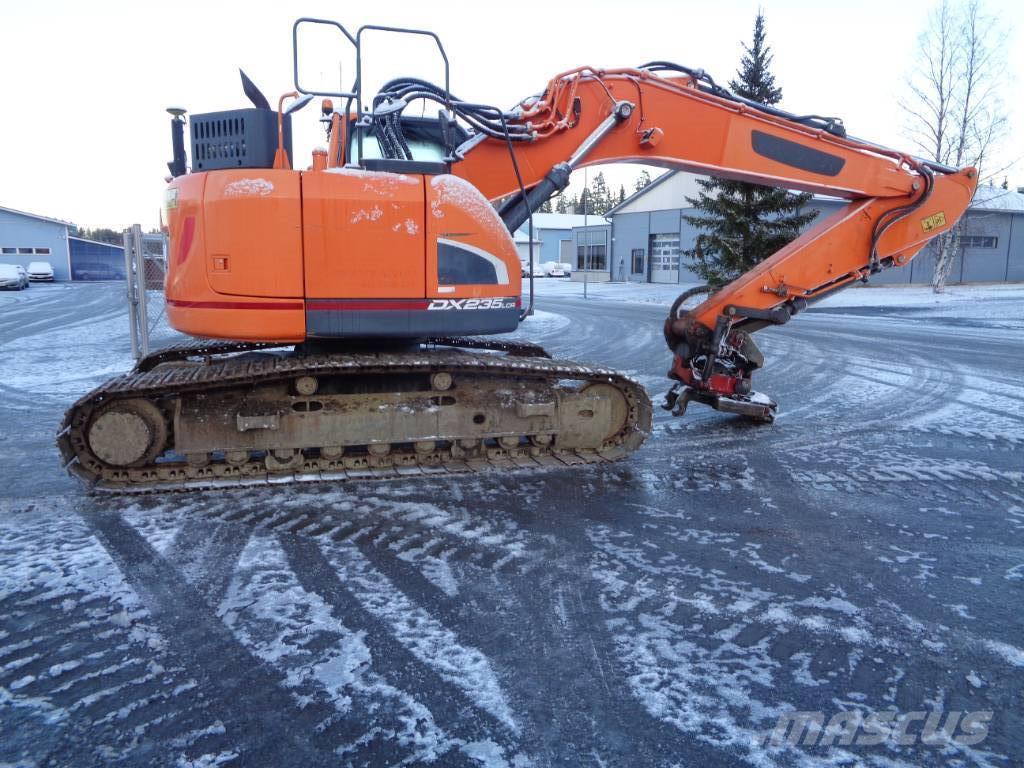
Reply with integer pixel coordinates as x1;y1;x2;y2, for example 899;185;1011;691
123;230;140;360
132;224;149;357
583;166;589;299
678;214;683;285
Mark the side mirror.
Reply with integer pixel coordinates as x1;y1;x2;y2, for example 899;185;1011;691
285;93;315;115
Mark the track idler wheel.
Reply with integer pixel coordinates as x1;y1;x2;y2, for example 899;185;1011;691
87;399;168;467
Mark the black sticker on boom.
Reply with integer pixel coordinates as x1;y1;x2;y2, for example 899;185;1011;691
751;130;846;177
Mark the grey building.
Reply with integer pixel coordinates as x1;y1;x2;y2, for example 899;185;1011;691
586;171;1024;285
0;205;73;281
514;213;592;270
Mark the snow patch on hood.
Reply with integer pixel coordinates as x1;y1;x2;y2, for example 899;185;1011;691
350;205;384;224
222;178;274;198
392;218;419;235
430;175;510;244
324;166;418;195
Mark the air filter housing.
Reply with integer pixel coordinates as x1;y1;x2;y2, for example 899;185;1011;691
190;109;292;171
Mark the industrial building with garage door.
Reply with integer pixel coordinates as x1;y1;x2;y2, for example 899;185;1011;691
0;205;165;282
569;172;1024;285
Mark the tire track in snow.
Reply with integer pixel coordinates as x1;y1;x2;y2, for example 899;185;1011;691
79;508;346;767
0;503;230;766
163;520;251;605
279;533;526;765
330;473;714;767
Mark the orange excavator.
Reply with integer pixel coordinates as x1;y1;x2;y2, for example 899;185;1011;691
59;19;976;491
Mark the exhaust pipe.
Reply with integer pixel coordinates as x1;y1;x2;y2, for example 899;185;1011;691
166;107;187;178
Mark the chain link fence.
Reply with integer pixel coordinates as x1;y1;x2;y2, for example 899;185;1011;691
123;225;184;359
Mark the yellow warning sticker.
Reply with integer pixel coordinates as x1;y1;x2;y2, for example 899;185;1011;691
164;187;179;211
921;211;946;232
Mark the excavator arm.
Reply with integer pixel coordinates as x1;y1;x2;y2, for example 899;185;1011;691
431;65;977;420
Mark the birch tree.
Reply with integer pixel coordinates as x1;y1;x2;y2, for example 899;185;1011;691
901;0;1009;291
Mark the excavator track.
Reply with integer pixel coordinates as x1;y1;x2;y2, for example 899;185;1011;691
57;341;652;493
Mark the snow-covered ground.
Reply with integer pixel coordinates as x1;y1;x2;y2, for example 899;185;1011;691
1;282;1022;767
525;277;1024;327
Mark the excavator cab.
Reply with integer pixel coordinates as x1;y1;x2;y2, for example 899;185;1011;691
349;115;469;168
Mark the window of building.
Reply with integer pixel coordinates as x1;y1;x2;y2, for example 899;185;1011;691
1;247;14;254
34;247;51;255
649;233;680;270
17;247;33;254
961;235;998;249
631;248;645;273
576;229;608;270
576;244;607;270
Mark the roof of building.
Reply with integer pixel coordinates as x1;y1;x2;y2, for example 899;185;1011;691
68;235;125;249
0;205;74;228
606;171;1024;216
970;185;1024;212
518;213;597;231
513;231;542;244
607;171;679;216
570;221;611;232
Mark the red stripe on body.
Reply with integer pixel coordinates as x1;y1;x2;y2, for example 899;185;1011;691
167;299;304;310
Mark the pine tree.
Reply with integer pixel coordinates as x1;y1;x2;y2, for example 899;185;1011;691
633;169;652;193
539;198;553;213
589;172;611;215
683;12;817;287
618;184;626;204
555;194;568;214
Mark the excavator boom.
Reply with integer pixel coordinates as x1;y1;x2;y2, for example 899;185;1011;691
439;65;974;418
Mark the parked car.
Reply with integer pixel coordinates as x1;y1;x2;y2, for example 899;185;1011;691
0;264;29;290
14;265;29;287
74;262;125;281
540;261;571;277
520;262;536;278
27;261;54;281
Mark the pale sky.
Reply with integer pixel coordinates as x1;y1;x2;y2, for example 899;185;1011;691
1;0;1021;230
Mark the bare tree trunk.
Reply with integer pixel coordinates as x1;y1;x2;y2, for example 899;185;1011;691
932;223;963;293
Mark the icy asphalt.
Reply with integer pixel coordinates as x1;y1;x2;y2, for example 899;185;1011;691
0;281;1022;767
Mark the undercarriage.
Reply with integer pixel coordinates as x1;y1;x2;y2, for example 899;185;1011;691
58;339;652;493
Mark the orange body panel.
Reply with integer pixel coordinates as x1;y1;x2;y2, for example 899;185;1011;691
302;168;425;299
203;170;304;298
425;175;520;300
165;167;522;341
164;171;305;342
